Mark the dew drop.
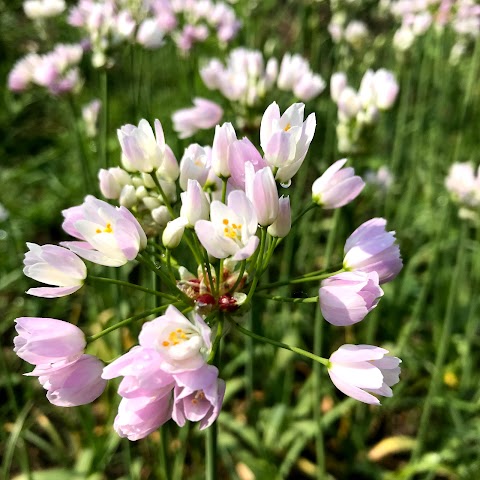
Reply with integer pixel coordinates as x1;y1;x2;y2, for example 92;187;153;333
280;179;291;188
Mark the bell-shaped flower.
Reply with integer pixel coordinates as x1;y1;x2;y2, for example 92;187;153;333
114;393;173;441
312;158;365;208
195;190;259;260
14;317;86;370
61;196;147;267
228;138;267;190
267;196;291;238
102;346;174;399
172;364;226;430
180;179;210;227
23;243;87;298
118;119;165;173
211;122;237;178
245;162;279;226
138;305;212;374
328;344;401;405
179;144;211;190
162;217;188;249
172;98;223;139
98;167;132;199
319;271;383;326
372;69;399;110
343;218;403;284
260;102;316;184
38;354;107;407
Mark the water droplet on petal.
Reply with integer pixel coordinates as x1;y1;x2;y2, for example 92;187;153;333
280;179;292;188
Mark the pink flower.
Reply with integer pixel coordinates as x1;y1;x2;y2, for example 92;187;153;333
180;179;210;227
211;122;237;178
312;158;365;208
244;163;279;226
172;98;223;139
172;364;226;430
98;167;132;199
38;354;107;407
23;243;86;298
179;144;211;190
267;195;291;238
228;138;266;190
61;196;147;267
195;190;259;260
114;393;172;441
260;102;316;184
138;305;212;374
319;271;383;326
328;344;401;405
118;119;166;173
14;317;85;370
343;218;403;284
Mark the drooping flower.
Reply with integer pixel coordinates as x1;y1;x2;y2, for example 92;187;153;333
343;218;402;284
260;102;316;184
195;190;259;260
172;98;223;139
328;344;401;405
319;271;383;326
37;354;107;407
114;393;173;441
312;158;365;209
23;243;86;298
61;196;147;267
13;317;86;371
172;364;226;430
118;119;166;173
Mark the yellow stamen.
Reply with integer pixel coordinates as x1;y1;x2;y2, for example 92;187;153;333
284;123;291;131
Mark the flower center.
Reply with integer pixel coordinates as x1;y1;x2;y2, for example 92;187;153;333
191;390;205;405
162;328;188;347
95;222;113;234
222;218;241;240
284;122;291;131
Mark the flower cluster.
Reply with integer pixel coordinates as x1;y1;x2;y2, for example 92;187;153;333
390;0;480;53
102;305;225;440
330;69;399;154
14;101;403;442
329;15;370;50
8;43;83;95
445;162;480;221
14;317;106;406
173;48;325;137
68;0;240;67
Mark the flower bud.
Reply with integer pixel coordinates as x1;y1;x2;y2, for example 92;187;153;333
162;217;188;249
180;179;210;227
267;196;291;238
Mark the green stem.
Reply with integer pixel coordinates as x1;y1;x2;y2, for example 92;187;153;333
291;202;318;229
227;260;247;294
87;304;173;343
410;221;467;464
150;173;175;217
100;68;109;169
254;293;319;303
233;321;330;367
87;275;177;300
257;268;344;291
206;420;218;480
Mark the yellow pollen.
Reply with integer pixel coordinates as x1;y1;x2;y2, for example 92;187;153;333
284;123;291;131
224;227;229;233
96;222;113;234
162;329;188;348
192;399;198;405
195;390;205;400
222;218;229;225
